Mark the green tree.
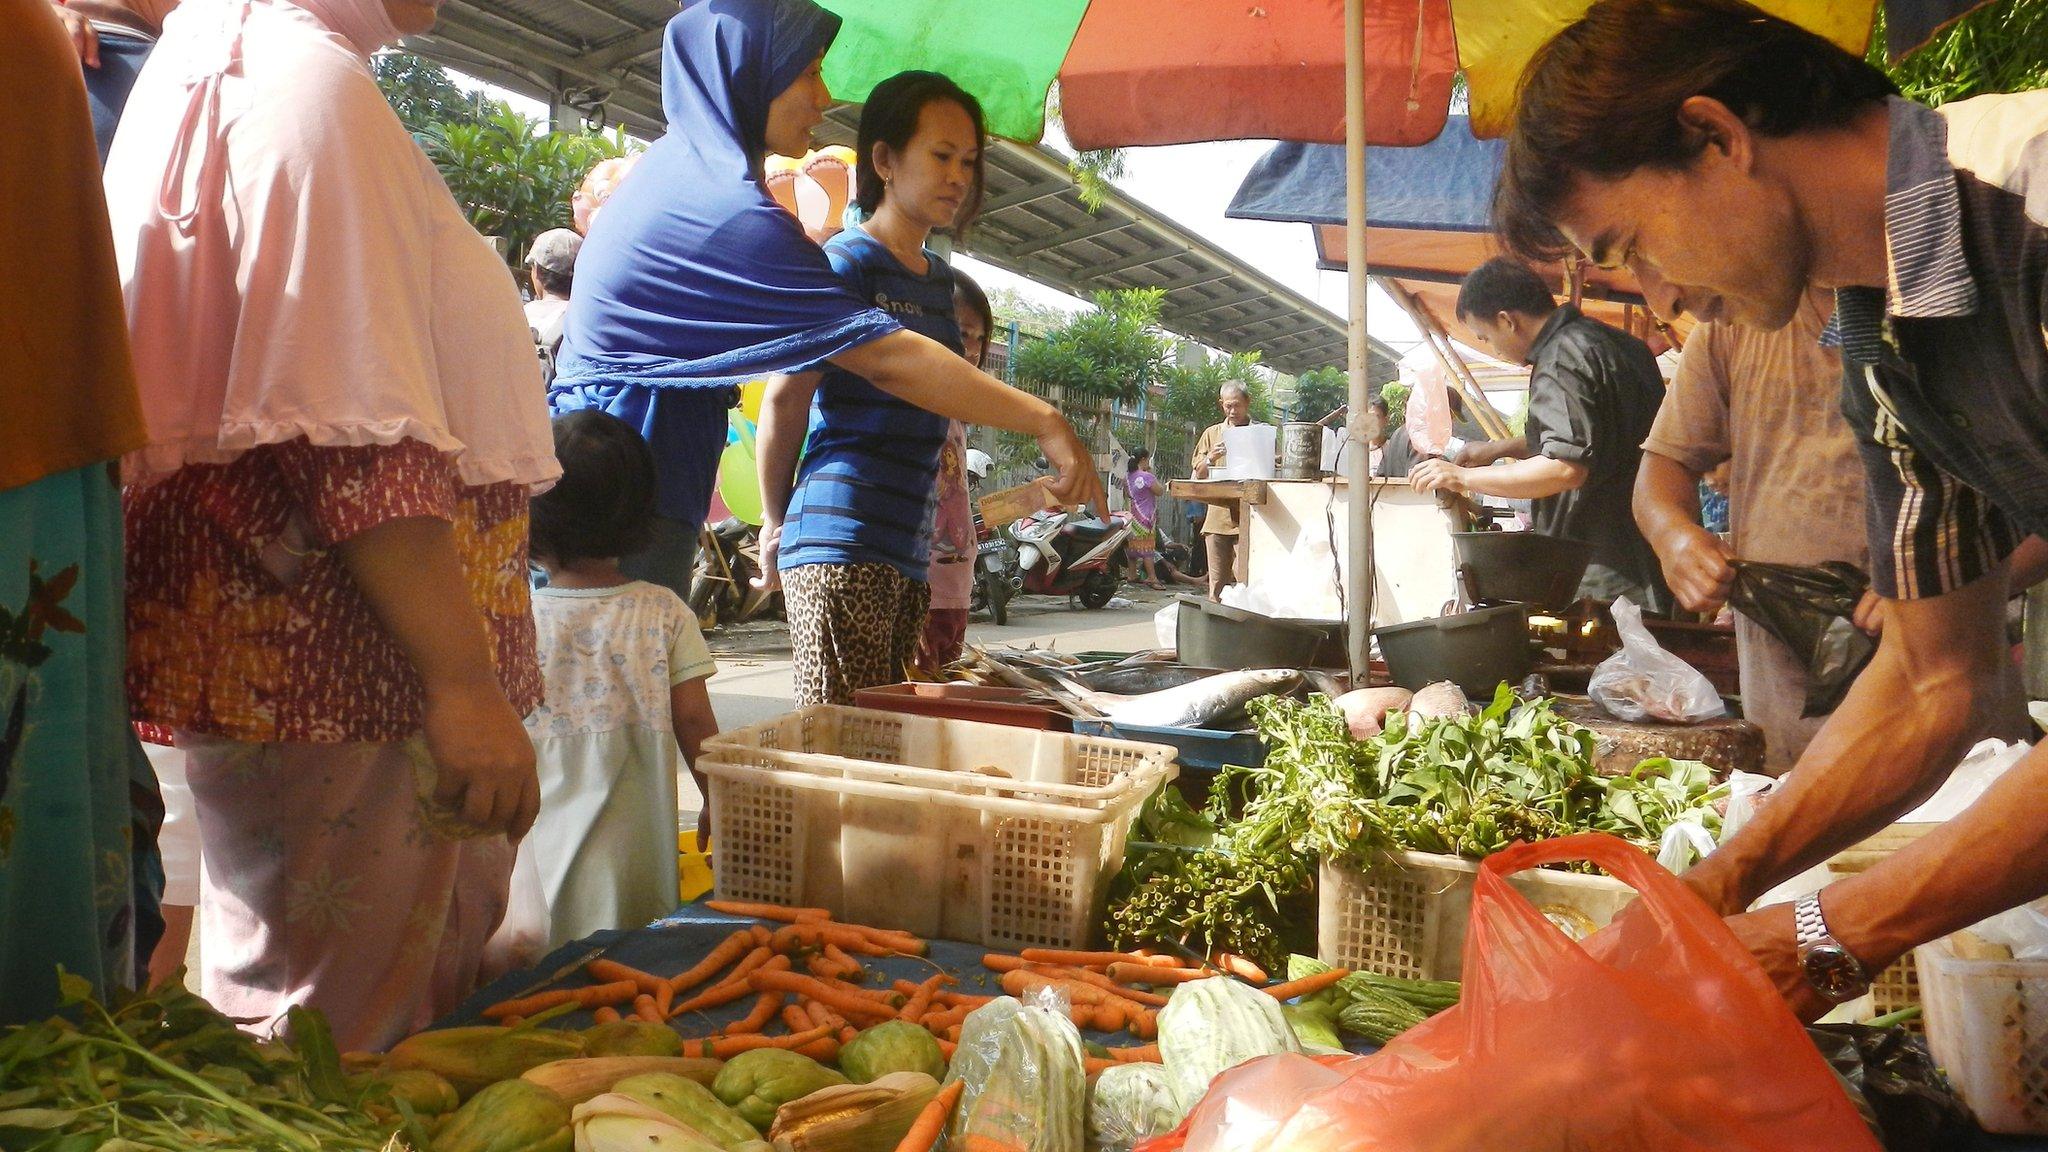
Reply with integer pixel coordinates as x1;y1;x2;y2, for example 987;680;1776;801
376;53;638;270
374;52;490;135
1011;288;1171;405
984;286;1080;334
1875;0;2048;106
1289;366;1349;422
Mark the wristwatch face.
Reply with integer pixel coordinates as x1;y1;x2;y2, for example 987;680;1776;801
1802;944;1869;1003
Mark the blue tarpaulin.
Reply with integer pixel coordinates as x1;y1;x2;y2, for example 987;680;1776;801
1227;115;1503;233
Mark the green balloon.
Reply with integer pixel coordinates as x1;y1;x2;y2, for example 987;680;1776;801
718;434;763;526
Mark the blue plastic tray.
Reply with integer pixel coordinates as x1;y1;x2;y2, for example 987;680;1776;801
1072;718;1266;773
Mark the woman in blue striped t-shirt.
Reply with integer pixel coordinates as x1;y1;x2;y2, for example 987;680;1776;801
757;71;998;706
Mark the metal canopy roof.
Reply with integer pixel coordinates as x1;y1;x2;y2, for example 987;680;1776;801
406;3;1401;381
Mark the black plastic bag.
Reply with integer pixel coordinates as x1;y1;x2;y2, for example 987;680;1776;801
1808;1024;1977;1152
1729;560;1876;717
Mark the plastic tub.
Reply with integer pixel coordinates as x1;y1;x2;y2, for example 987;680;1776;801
699;707;1177;951
851;682;1071;731
1373;603;1532;695
1451;531;1591;611
1917;933;2048;1133
1176;596;1344;670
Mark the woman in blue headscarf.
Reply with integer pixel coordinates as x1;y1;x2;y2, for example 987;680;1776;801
554;0;1101;599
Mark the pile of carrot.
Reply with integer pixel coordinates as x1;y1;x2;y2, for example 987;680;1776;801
476;900;1343;1078
978;945;1350;1071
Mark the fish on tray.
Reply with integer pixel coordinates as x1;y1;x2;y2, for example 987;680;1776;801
1049;667;1303;729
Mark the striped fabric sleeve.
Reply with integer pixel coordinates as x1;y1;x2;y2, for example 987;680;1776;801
1850;364;2018;600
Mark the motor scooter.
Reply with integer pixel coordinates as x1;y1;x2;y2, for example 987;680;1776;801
1008;508;1132;610
688;517;781;631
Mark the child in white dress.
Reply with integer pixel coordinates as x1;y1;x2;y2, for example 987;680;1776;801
524;410;721;946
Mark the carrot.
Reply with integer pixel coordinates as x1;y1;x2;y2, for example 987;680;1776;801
633;994;661;1022
936;1038;957;1060
686;1025;835;1060
772;921;823;952
1111;1044;1162;1063
674;954;790;1015
892;1079;964;1152
1261;968;1351;1002
1018;948;1149;969
942;1024;961;1043
932;990;996;1009
793;1036;841;1062
665;928;760;995
838;1025;858;1045
592;1006;623;1025
1211;952;1270;982
500;1016;523;1027
482;979;639;1019
981;954;1028;973
822;943;862;974
751;970;901;1022
1032;963;1168;1008
899;974;949;1022
705;900;834;923
653;981;674;1019
1133;948;1196;968
729;991;785;1035
1000;970;1146;1012
780;1003;813;1032
1105;963;1215;986
845;925;928;956
919;1006;972;1036
807;1001;848;1032
588;959;668;996
1083;1057;1121;1077
806;954;845;981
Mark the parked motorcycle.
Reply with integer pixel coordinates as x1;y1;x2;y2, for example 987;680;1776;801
1009;508;1131;610
971;518;1021;625
688;517;781;631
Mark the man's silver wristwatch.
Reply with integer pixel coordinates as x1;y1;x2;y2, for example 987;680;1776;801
1794;894;1872;1004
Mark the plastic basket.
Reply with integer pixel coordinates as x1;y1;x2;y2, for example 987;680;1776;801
1318;850;1638;981
699;707;1176;951
1917;933;2048;1134
1827;826;1934;1030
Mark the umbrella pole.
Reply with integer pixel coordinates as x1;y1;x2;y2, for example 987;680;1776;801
1343;0;1375;680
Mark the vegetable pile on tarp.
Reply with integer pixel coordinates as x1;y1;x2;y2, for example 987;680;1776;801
1729;560;1877;718
0;972;410;1152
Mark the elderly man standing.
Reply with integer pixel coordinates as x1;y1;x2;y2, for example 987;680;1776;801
1189;381;1253;600
1495;0;2048;1018
1632;294;1867;772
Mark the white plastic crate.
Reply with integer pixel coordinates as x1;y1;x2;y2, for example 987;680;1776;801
1318;850;1638;981
1917;933;2048;1134
699;707;1176;951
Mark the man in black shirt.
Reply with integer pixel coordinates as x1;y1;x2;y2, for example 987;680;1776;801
1410;258;1671;612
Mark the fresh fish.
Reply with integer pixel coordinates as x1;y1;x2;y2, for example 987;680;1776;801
1051;668;1303;729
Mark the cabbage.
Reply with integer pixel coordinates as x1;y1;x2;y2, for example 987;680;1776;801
1087;1064;1182;1152
1157;977;1303;1112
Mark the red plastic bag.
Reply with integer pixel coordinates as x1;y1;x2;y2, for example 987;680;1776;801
1139;834;1881;1152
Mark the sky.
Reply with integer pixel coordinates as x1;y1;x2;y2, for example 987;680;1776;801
471;75;1430;366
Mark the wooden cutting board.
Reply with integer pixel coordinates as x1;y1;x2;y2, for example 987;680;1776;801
1554;697;1767;778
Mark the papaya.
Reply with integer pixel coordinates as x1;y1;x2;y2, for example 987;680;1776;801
431;1079;572;1152
614;1072;764;1149
385;1026;584;1099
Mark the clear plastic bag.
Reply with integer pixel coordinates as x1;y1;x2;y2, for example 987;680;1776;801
1090;1063;1183;1152
481;834;552;983
1140;835;1883;1152
1588;596;1726;723
946;992;1088;1152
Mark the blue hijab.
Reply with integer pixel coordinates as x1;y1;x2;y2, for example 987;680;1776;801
551;0;899;521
